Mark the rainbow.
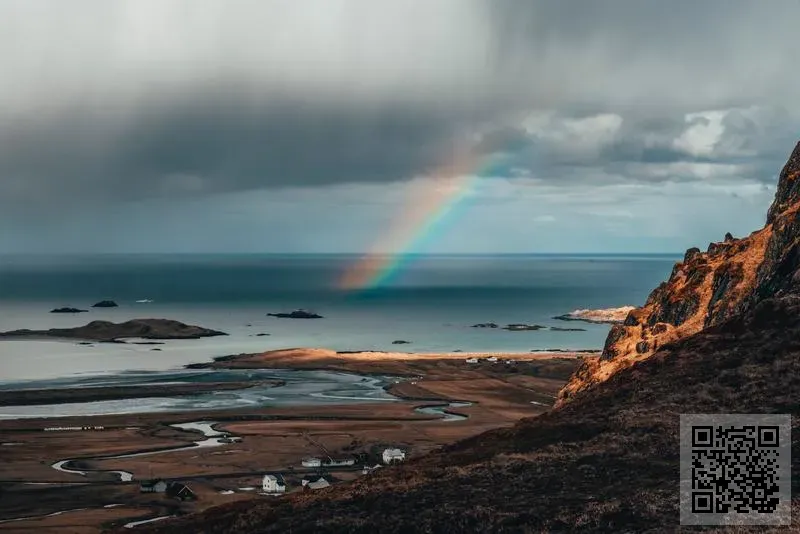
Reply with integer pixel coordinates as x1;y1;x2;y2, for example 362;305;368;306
338;147;508;291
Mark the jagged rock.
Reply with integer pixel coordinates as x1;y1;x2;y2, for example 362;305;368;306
50;307;88;314
623;311;640;326
91;300;118;308
635;341;649;354
683;247;701;263
766;140;800;223
267;310;323;319
651;323;668;335
471;323;498;328
724;232;734;242
704;262;744;327
600;325;627;361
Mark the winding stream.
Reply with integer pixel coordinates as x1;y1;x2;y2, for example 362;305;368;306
124;515;175;528
414;401;472;422
33;403;474;528
50;399;473;483
51;420;231;481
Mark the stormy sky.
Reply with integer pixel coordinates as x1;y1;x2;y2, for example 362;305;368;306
1;0;798;253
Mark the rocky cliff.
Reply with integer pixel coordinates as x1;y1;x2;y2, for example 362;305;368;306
557;140;800;405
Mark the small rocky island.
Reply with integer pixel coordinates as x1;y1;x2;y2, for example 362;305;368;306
267;309;323;319
552;306;635;324
0;319;227;342
91;300;119;308
503;324;546;331
50;307;88;314
472;322;547;331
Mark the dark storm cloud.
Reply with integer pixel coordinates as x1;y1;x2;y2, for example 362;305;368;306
1;0;800;218
0;94;491;213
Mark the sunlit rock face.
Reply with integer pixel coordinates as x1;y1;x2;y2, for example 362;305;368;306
557;141;800;406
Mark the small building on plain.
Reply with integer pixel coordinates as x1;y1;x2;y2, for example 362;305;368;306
262;474;286;494
139;479;168;493
166;482;197;501
382;448;406;464
465;357;479;364
301;476;330;491
301;457;322;468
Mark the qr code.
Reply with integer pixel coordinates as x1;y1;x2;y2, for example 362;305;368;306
680;414;791;526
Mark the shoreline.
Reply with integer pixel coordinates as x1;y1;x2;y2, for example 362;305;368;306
188;346;588;370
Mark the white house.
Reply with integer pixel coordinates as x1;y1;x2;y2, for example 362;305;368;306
262;474;286;494
301;457;322;468
465;357;479;364
486;356;498;363
301;477;330;490
382;448;406;464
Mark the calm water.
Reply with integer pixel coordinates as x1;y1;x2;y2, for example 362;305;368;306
0;254;678;382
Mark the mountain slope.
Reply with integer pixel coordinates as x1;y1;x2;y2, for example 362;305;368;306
558;141;800;405
138;294;800;533
137;142;800;533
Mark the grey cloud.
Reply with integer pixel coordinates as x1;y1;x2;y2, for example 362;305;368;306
1;0;800;219
0;95;484;215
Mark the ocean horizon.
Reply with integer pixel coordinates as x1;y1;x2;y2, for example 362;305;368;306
0;253;680;382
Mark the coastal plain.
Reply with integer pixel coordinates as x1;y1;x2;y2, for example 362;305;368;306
0;347;582;532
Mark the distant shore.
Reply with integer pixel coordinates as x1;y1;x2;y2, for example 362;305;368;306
185;347;589;379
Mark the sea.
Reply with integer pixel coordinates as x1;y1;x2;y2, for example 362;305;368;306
0;253;678;383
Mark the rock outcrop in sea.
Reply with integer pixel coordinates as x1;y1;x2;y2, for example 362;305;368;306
91;300;119;308
502;323;546;331
557;140;800;406
50;307;88;313
0;319;227;342
267;309;323;319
